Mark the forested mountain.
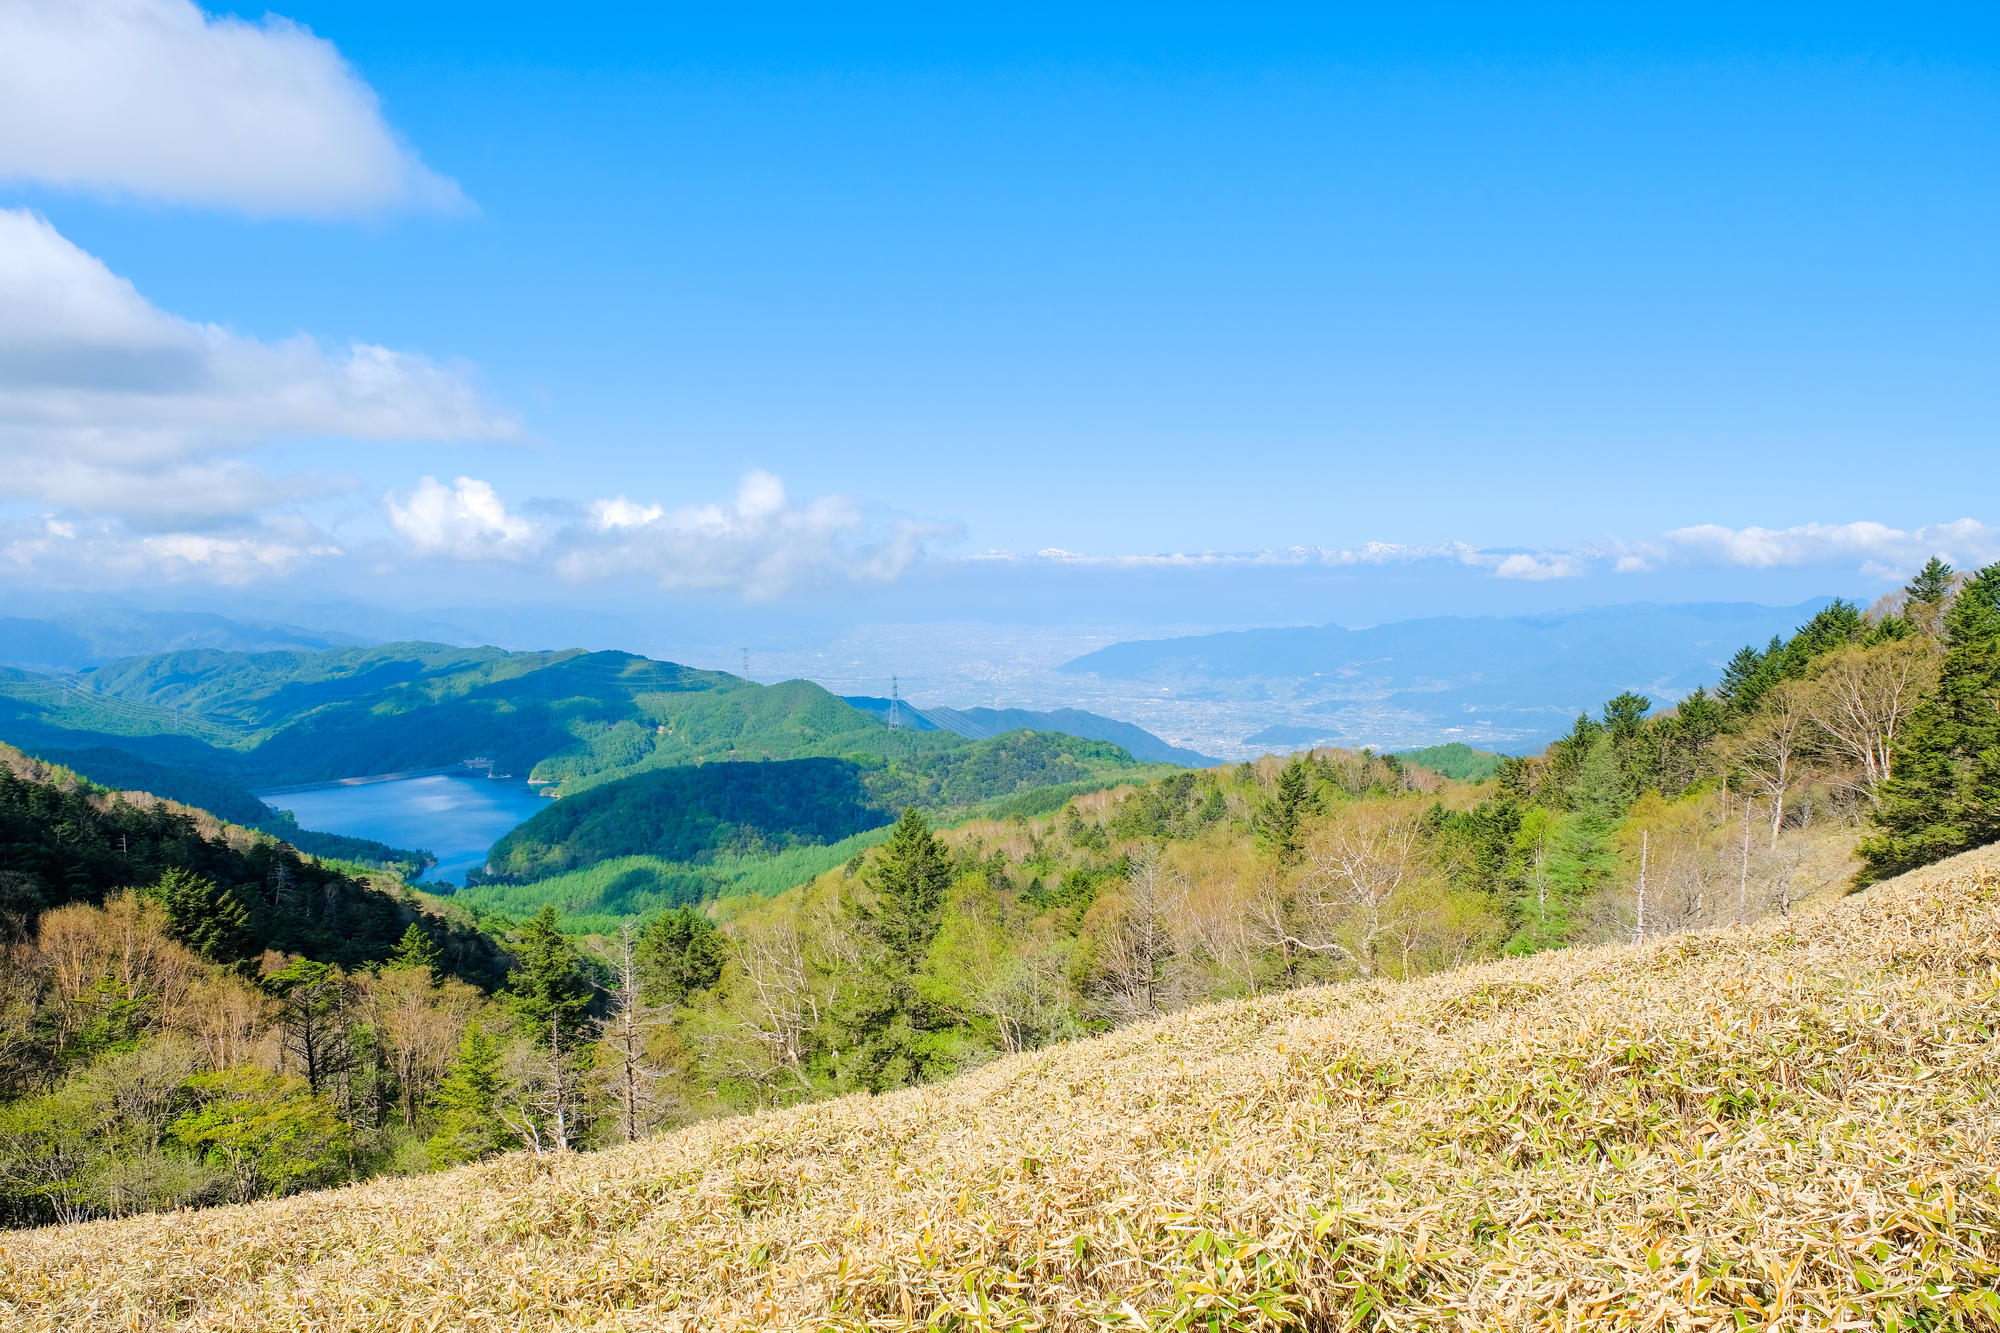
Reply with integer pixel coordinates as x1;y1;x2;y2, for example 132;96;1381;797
924;705;1223;766
0;643;992;792
843;694;1221;765
480;731;1168;889
1391;741;1505;781
0;744;500;986
487;757;887;881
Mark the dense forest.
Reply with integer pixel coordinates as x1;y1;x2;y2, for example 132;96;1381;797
485;757;891;881
476;731;1169;911
1;557;1993;1228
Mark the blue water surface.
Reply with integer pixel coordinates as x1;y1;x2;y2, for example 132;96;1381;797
267;775;551;887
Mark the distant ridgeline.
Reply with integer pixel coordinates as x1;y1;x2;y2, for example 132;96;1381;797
0;645;1060;792
842;697;1223;767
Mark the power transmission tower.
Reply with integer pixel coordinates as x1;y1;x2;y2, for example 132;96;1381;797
888;675;900;730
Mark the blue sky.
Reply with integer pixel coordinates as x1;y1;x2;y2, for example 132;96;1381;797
1;2;1996;638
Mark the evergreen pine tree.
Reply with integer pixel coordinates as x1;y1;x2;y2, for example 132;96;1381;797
1719;636;1785;714
1262;755;1314;863
635;905;728;1006
1858;562;2000;882
425;1024;511;1165
387;922;442;978
866;807;954;971
1601;692;1652;743
1906;556;1955;607
503;905;593;1045
145;868;251;961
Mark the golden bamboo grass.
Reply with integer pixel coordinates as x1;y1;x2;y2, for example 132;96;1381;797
5;849;1998;1332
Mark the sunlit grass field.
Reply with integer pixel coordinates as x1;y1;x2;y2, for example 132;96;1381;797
7;848;1997;1331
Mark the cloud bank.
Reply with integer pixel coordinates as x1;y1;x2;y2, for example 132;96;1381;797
1636;519;2000;579
0;209;520;525
0;0;460;215
375;470;957;601
980;519;2000;586
2;512;341;587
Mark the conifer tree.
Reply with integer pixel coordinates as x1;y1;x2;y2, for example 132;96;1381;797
866;807;953;970
1719;637;1782;713
425;1024;510;1165
636;905;727;1006
1906;555;1955;607
1858;561;2000;881
387;922;442;978
1262;755;1315;863
144;868;251;961
502;905;592;1045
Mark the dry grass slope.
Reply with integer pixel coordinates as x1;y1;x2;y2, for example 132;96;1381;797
5;850;1999;1332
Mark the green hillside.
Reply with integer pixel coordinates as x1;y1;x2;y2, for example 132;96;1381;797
486;756;887;880
0;644;973;791
453;831;897;933
476;730;1171;912
1393;740;1506;781
0;743;503;986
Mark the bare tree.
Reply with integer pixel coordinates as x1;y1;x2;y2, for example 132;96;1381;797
597;921;675;1143
1183;871;1263;997
1289;801;1433;978
36;893;201;1057
1731;682;1812;848
975;939;1079;1054
175;973;272;1071
1805;641;1938;807
1097;848;1189;1019
499;1017;590;1155
361;967;481;1128
719;914;820;1106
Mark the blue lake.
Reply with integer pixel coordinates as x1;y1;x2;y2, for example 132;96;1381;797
264;775;551;887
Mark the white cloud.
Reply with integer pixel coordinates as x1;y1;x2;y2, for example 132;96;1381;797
374;470;957;600
1491;552;1590;581
589;496;666;531
385;476;545;561
0;209;519;524
1652;519;2000;579
2;513;341;586
0;0;460;215
550;470;958;600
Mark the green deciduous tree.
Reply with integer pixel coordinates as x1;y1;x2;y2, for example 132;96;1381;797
168;1068;348;1203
